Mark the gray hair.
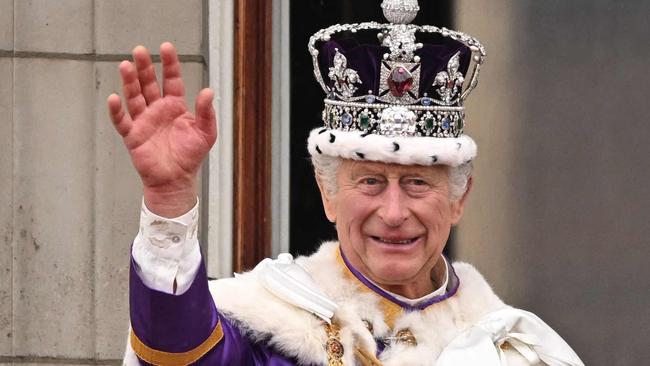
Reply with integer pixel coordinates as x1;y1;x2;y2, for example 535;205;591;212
311;154;472;201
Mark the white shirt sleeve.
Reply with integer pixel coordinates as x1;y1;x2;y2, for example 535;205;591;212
131;198;202;295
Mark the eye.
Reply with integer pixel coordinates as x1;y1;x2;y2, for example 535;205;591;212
410;178;427;186
403;178;431;192
362;177;381;185
357;176;385;194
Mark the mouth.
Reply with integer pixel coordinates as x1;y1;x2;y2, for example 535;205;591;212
370;236;420;245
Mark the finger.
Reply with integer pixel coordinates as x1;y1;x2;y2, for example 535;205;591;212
107;93;133;137
195;88;217;144
160;42;185;97
119;60;147;119
133;45;161;105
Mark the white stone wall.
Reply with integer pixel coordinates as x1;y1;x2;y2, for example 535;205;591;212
1;0;207;363
455;1;650;365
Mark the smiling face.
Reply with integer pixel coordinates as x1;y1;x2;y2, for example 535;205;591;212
317;160;471;298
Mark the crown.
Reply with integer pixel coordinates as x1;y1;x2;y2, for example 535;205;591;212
307;0;486;167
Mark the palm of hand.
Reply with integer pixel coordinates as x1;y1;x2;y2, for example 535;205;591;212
107;43;217;191
125;97;212;188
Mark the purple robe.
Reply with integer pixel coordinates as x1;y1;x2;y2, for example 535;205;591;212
129;252;459;365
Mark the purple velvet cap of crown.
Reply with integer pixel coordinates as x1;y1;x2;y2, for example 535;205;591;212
317;37;472;99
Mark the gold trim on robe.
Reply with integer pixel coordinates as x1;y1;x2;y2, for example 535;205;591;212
130;321;224;366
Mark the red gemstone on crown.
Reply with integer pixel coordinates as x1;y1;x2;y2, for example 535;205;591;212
387;66;413;97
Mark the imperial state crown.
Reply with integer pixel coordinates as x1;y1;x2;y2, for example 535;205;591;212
307;0;486;167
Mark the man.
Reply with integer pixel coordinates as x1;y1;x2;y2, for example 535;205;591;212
108;1;584;365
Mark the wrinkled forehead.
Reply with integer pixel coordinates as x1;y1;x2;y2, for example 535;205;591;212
340;159;448;179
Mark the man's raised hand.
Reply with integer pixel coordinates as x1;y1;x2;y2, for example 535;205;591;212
107;42;217;217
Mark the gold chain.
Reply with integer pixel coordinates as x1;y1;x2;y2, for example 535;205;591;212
325;322;345;366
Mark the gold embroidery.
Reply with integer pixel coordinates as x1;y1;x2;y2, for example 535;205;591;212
362;319;374;334
130;321;223;366
325;322;345;366
354;347;384;366
394;328;418;346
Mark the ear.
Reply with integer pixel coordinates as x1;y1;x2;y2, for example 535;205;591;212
315;175;337;223
450;176;472;225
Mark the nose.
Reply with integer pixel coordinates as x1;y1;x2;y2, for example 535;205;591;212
377;181;409;227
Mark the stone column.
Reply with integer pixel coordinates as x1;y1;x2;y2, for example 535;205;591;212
1;0;207;363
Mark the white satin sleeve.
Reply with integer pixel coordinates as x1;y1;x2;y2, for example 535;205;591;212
131;198;202;295
437;307;584;366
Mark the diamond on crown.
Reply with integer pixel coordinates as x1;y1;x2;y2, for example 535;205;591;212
328;49;362;99
434;52;465;105
380;106;417;137
380;24;422;62
381;0;420;24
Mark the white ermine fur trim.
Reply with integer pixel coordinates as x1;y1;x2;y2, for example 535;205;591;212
210;242;509;365
209;273;331;365
379;259;507;365
307;128;477;167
